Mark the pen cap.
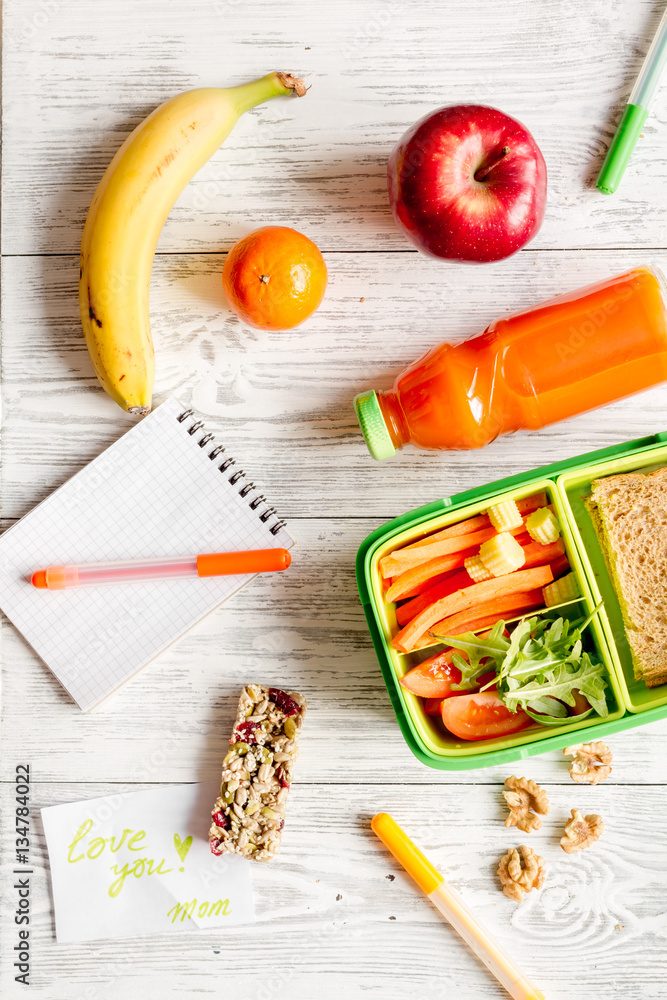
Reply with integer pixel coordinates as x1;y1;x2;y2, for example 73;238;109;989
371;813;443;894
196;548;291;577
32;565;80;589
596;104;648;194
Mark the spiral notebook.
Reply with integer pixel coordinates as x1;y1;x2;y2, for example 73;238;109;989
0;397;293;711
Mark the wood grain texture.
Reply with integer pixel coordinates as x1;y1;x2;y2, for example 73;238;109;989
4;515;667;786
1;781;666;1000
3;0;667;254
4;249;667;520
3;0;667;998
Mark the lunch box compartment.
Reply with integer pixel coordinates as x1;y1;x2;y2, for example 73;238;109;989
357;430;667;770
557;443;667;714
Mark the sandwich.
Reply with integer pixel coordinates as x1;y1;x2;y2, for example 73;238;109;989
585;467;667;688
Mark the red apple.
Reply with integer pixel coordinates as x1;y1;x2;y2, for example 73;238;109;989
387;105;547;263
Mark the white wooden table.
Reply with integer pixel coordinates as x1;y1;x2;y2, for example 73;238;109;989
3;2;667;997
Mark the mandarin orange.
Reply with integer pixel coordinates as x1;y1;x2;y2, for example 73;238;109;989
222;226;327;330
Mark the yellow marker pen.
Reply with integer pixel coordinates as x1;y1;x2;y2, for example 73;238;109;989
371;813;545;1000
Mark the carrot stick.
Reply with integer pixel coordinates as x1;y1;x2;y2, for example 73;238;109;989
390;529;561;612
517;493;548;514
431;614;501;641
393;493;549;558
413;601;542;648
410;613;513;650
411;613;513;649
386;553;474;604
395;569;472;626
381;524;516;578
522;538;564;568
401;514;490;550
550;554;570;579
391;565;554;653
395;570;458;602
428;589;545;638
394;548;556;625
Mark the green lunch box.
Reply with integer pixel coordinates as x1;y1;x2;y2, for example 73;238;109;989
356;429;667;770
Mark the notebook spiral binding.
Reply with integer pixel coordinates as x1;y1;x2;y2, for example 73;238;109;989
177;408;286;536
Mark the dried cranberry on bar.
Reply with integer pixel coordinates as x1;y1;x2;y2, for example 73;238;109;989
209;684;306;862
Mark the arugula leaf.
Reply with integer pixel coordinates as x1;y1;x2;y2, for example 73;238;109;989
525;697;568;719
435;611;609;720
525;705;592;726
500;653;608;717
437;621;509;691
497;618;534;685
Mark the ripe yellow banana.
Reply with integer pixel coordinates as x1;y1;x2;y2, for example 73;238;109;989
79;72;307;414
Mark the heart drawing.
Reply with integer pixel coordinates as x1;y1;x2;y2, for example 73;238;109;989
173;833;193;863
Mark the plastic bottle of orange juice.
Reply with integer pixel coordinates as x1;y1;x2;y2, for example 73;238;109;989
355;268;667;459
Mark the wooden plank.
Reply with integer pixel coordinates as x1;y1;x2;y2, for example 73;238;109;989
0;515;664;786
3;0;667;254
3;249;667;520
0;780;663;999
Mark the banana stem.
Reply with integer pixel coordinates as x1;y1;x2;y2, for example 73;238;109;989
229;72;307;115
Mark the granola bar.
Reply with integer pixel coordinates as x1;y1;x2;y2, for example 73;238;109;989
209;684;306;862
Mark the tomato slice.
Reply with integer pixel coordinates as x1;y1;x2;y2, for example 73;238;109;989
570;689;591;715
440;690;531;741
424;697;444;716
476;670;497;689
399;651;462;698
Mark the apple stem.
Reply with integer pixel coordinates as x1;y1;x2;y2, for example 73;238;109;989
474;146;511;182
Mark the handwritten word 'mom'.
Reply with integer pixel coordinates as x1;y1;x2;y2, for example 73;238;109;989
167;898;231;924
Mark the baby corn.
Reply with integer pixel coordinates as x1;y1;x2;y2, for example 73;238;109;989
479;532;526;578
526;508;560;545
464;554;493;582
543;572;579;607
486;499;523;532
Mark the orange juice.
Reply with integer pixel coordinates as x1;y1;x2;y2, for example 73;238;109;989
355;268;667;458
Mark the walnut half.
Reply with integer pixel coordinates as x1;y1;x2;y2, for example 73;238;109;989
560;809;604;854
503;775;549;833
563;742;612;785
497;845;546;902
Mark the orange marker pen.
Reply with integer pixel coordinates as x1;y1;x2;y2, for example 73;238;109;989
31;548;291;590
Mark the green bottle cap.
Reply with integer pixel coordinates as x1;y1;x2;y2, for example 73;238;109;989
596;103;649;195
354;390;396;461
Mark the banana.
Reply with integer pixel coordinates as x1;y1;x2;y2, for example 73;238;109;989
79;72;307;414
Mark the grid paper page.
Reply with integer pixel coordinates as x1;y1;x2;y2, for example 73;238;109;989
0;397;293;711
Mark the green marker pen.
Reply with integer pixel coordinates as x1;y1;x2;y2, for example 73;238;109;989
597;7;667;194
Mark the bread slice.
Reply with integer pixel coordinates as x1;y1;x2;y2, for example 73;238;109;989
585;467;667;687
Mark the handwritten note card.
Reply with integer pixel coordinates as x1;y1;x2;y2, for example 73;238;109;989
42;782;254;942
